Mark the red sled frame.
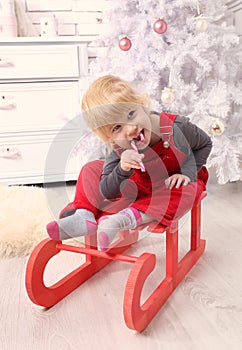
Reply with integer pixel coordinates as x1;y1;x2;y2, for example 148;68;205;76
25;192;207;332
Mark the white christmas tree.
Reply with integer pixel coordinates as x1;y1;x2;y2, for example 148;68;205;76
89;0;242;184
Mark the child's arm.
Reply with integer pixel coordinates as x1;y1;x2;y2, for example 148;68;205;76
99;151;134;199
173;116;212;181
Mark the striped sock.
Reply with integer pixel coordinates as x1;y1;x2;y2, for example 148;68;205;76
46;209;97;240
97;207;142;252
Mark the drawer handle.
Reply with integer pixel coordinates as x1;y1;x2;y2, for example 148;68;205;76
0;95;17;110
0;147;21;159
0;58;15;68
0;103;17;110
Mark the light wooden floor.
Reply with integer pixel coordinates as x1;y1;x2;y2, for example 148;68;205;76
1;170;242;350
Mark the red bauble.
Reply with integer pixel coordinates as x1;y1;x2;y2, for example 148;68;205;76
119;36;132;51
153;18;167;34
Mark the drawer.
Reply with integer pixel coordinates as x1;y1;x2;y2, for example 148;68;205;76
0;44;80;80
0;81;80;132
0;132;83;184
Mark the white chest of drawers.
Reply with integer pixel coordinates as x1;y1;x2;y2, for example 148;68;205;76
0;38;89;185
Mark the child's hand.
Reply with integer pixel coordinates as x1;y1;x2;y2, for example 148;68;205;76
120;149;145;172
165;174;191;189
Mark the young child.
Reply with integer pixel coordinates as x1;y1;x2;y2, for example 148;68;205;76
46;75;212;251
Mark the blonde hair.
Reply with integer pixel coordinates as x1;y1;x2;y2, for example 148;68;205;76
81;75;150;142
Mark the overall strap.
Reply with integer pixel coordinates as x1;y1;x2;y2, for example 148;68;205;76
160;112;178;148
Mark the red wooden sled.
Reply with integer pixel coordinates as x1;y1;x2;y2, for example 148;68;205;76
25;192;207;332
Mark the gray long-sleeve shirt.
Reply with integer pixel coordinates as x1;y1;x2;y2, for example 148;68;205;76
99;115;212;199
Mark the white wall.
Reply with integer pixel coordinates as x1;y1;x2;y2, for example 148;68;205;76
14;0;241;38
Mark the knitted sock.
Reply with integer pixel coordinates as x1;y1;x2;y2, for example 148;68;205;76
97;207;144;252
46;209;97;240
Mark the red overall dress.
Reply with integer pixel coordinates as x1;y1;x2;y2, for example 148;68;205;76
60;112;208;226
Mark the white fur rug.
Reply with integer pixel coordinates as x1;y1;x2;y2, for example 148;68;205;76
0;184;54;258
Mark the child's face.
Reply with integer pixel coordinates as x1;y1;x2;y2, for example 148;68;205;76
108;106;152;150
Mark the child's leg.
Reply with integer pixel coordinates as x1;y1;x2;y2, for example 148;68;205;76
130;181;204;227
47;160;104;240
97;207;152;251
47;209;97;240
59;160;105;219
72;160;105;214
47;159;149;242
